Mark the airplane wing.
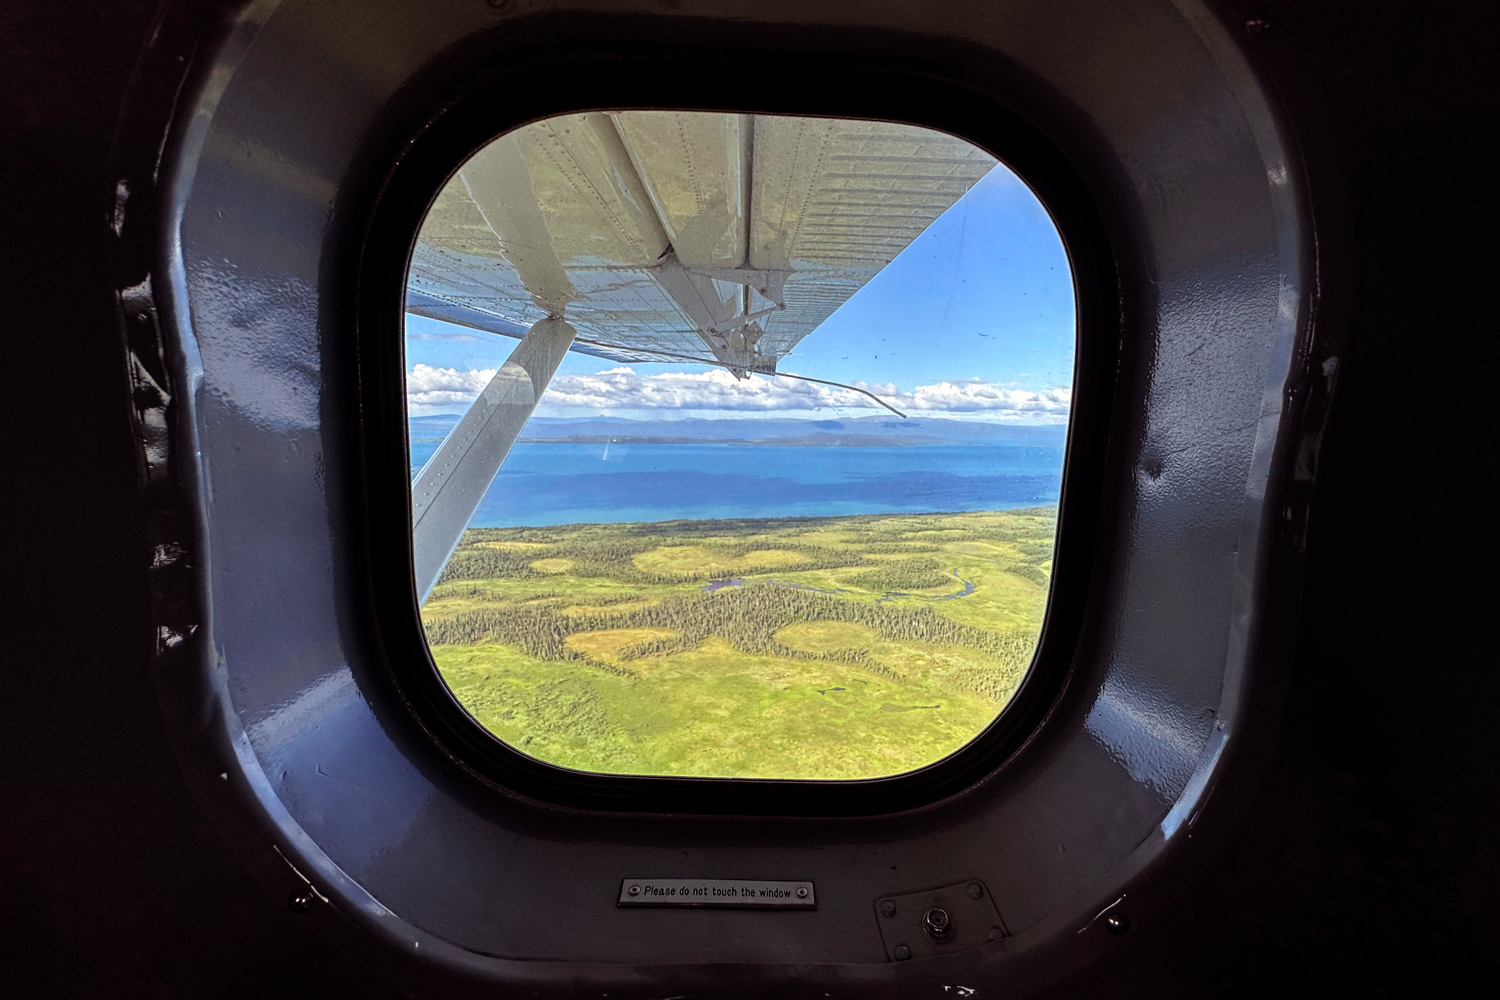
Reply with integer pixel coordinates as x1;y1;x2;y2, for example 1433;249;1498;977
407;112;997;375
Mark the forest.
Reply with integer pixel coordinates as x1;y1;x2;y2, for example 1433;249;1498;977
422;508;1057;780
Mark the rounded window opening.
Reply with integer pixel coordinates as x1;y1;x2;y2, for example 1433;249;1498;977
404;112;1076;781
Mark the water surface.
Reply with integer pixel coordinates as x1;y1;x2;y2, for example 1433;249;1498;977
410;439;1063;527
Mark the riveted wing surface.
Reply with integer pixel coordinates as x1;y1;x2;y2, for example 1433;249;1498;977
407;112;997;373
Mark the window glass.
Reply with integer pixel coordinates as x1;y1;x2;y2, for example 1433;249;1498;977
405;112;1074;780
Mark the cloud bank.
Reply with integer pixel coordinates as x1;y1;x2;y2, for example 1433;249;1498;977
407;363;500;410
407;364;1070;421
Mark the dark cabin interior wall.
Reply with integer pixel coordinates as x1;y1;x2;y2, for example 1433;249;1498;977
0;3;402;996
0;1;1494;996
1089;3;1500;992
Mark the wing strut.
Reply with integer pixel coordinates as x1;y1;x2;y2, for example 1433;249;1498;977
411;316;576;604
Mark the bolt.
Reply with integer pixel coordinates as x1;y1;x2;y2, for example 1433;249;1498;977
287;888;316;913
894;944;911;961
881;900;897;918
796;886;808;898
1105;913;1131;936
628;884;640;896
923;907;953;940
967;882;984;900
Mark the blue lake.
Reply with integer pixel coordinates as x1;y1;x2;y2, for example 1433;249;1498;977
411;438;1063;528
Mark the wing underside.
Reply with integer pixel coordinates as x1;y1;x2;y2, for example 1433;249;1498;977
407;112;997;375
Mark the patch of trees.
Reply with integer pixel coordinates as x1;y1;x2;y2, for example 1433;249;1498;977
847;557;957;592
425;581;1038;701
438;531;868;587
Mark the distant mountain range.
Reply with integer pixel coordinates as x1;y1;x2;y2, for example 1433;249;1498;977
517;433;962;447
408;414;1067;446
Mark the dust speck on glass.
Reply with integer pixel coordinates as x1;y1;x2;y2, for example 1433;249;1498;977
404;111;1076;780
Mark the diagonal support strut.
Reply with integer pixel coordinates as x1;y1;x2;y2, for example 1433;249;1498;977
411;316;576;604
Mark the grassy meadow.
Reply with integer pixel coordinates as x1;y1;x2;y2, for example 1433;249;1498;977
422;508;1057;780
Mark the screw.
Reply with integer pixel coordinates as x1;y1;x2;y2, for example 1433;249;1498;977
967;882;984;899
796;886;808;898
881;900;897;918
628;885;640;896
894;944;911;961
287;888;316;913
1105;913;1131;936
923;907;953;940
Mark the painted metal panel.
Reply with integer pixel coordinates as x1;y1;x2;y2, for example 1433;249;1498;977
151;0;1312;992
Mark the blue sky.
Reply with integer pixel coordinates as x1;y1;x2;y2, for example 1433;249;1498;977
406;161;1076;422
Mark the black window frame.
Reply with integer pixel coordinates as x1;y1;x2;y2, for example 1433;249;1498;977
351;40;1119;817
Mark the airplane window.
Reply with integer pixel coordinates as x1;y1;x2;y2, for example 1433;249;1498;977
404;112;1075;781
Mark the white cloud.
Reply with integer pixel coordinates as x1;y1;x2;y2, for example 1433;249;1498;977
890;378;1071;416
407;364;1070;421
542;367;852;413
407;363;498;414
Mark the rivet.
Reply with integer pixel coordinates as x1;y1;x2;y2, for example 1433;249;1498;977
287;888;316;914
894;944;911;961
796;886;808;898
880;900;897;918
967;882;984;899
1105;913;1131;936
628;884;640;896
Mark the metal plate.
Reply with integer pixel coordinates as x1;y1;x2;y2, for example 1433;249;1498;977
874;880;1006;961
618;878;815;909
